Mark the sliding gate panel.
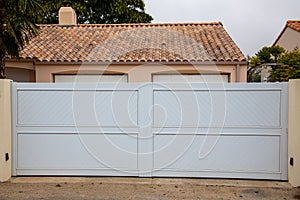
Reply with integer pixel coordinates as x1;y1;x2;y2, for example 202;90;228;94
12;83;140;176
12;83;288;180
151;83;288;180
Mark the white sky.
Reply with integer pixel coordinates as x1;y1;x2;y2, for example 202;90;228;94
144;0;300;56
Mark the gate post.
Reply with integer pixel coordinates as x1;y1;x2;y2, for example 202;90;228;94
0;79;12;182
288;79;300;187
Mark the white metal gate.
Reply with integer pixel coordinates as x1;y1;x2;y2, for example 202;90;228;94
12;82;288;180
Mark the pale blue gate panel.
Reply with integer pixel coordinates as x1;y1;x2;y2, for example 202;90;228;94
12;83;288;180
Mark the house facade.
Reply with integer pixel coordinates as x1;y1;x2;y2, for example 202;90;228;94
6;7;247;83
273;20;300;51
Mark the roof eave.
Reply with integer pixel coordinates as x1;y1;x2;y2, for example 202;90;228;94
6;58;36;63
32;60;247;65
273;25;288;46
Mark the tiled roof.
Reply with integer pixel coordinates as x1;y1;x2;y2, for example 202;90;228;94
19;22;246;63
287;20;300;32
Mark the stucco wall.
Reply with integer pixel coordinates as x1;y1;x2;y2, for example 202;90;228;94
275;27;300;51
6;68;35;82
0;80;11;182
288;79;300;187
5;61;35;82
34;63;247;83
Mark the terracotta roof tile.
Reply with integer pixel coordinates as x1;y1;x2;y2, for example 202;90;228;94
19;22;246;63
287;20;300;32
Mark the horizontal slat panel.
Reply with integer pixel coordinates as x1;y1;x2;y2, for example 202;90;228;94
18;90;138;127
153;90;281;127
18;134;138;170
154;135;280;172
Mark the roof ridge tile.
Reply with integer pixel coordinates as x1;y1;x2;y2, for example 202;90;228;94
37;21;223;28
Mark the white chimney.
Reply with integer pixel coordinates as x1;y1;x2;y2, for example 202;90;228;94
58;7;77;25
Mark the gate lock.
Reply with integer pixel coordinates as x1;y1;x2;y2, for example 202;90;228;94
5;153;9;161
290;157;294;166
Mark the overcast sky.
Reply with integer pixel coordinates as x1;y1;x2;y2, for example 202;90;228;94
144;0;300;56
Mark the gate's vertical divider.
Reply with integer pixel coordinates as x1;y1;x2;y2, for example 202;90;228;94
280;83;288;180
138;83;153;177
11;82;17;176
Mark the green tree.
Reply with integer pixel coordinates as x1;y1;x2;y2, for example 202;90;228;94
37;0;153;24
247;46;285;82
269;48;300;82
0;0;41;79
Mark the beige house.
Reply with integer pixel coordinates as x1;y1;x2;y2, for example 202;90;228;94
261;20;300;82
273;20;300;51
6;7;247;83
